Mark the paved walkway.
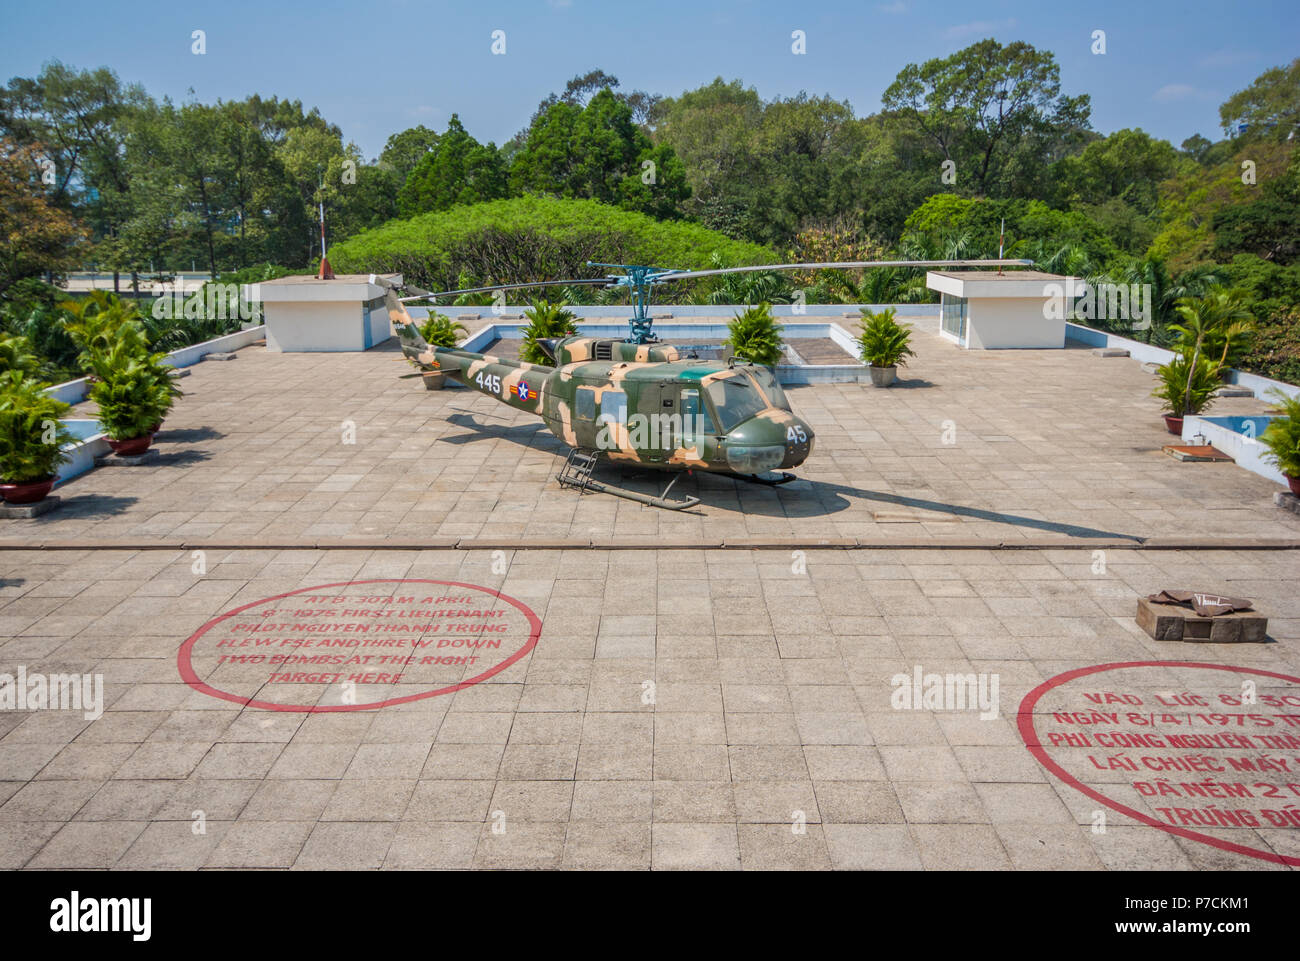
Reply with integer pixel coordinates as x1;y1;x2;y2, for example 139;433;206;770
1;545;1297;869
4;320;1297;548
2;321;1299;870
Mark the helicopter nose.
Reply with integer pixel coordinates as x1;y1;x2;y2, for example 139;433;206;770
781;416;814;469
723;414;815;473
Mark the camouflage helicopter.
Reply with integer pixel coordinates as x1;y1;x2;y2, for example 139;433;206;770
377;260;1030;509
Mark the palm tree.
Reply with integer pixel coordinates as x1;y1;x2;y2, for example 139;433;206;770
1122;255;1222;344
1170;288;1254;415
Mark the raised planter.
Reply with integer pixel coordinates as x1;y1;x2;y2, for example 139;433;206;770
0;477;55;504
868;365;897;388
106;433;154;456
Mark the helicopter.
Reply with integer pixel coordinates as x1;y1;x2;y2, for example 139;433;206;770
377;259;1031;510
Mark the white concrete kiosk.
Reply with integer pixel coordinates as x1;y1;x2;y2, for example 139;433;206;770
926;270;1074;349
248;273;400;352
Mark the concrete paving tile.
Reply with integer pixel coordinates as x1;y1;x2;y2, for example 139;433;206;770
824;824;923;870
733;780;820;824
488;780;573;822
654;744;731;781
195;742;284;779
653;782;735;822
911;824;1013;870
113;742;212;780
421;743;503;780
894;781;986;824
562;821;652;869
995;823;1107;870
0;778;102;821
576;741;653;780
237;779;336;821
803;745;885;781
570;780;652;822
498;743;578;780
27;820;148;868
738;823;831;870
473;821;566;869
118;819;234;869
383;822;481;869
813;781;905;824
0;821;63;868
293;821;397;870
652;823;740;870
267;743;358;779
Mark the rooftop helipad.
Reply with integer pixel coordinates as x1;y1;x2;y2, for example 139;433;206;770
1;319;1298;870
4;318;1298;549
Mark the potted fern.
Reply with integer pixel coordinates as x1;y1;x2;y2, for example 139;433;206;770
0;371;75;504
1152;351;1221;435
858;307;915;387
1260;389;1300;497
85;325;174;455
415;314;468;390
520;300;578;365
726;303;784;367
419;313;468;348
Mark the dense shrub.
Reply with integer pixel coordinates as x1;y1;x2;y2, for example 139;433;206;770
329;196;776;302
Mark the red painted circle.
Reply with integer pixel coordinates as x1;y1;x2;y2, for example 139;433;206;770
177;579;540;712
1019;660;1300;866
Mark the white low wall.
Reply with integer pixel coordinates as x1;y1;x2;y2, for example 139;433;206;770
1183;415;1287;486
43;325;265;406
55;420;110;486
419;304;941;320
1065;323;1300;401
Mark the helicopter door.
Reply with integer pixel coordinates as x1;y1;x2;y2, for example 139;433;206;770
639;385;673;462
678;388;715;458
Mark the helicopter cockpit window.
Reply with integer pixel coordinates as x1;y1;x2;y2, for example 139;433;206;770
575;387;596;420
704;375;768;432
744;367;792;411
680;389;715;444
598;390;627;427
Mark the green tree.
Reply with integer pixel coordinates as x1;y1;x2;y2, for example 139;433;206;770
513;90;689;219
0;139;87;299
380;125;439;182
882;39;1092;198
1219;58;1300;143
397;115;507;216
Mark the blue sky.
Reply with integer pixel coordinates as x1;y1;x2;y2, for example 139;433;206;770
1;0;1296;158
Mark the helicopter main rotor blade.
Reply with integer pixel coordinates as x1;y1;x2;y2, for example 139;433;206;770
398;277;613;303
649;258;1034;283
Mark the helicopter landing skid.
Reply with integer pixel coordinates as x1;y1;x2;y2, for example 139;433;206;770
732;471;799;487
556;450;700;511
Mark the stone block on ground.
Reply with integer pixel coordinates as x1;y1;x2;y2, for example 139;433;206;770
0;495;60;518
203;352;237;361
95;449;161;467
1136;596;1267;642
1091;347;1130;357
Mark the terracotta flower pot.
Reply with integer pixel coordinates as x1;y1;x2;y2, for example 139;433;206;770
107;433;154;456
1163;415;1184;435
0;476;55;504
868;365;898;387
1288;475;1300;498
